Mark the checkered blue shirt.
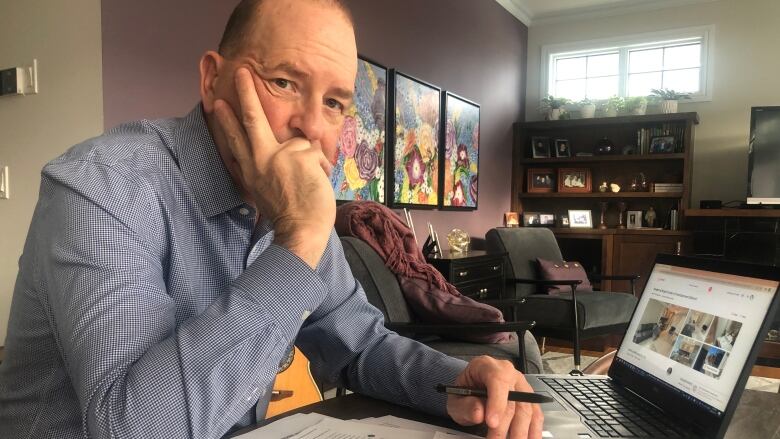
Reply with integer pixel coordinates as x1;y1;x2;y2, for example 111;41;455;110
0;105;467;438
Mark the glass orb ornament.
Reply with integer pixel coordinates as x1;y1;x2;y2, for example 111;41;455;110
447;229;470;253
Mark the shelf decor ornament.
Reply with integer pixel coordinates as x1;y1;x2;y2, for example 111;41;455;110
441;92;479;209
390;71;441;207
331;57;388;203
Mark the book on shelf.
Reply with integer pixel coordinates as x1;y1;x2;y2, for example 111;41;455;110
636;124;686;155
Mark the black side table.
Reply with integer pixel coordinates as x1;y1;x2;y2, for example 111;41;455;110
427;250;506;300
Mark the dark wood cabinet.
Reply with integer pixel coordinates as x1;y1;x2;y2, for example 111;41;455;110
427;250;506;300
612;233;691;295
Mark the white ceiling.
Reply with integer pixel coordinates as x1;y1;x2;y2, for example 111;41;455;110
496;0;719;26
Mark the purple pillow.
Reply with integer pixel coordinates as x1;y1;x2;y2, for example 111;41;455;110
536;258;594;295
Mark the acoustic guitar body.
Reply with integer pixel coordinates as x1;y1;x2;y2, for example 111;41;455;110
265;346;322;418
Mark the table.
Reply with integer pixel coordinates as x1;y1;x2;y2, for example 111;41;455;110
427;250;506;300
232;390;780;438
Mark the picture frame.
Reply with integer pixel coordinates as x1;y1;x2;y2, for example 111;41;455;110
553;138;571;158
539;213;556;226
527;168;555;193
650;135;676;154
440;92;479;210
627;210;643;229
504;212;520;227
531;136;551;158
389;70;441;208
568;210;593;228
331;56;388;204
558;168;592;193
559;214;570;228
523;212;541;227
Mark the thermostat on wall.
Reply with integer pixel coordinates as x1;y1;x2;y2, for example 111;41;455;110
1;59;38;97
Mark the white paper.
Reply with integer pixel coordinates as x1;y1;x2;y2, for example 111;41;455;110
289;417;435;439
358;415;481;438
233;413;329;438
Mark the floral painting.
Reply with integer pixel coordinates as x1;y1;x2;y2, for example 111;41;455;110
441;93;479;209
391;72;440;207
330;57;387;203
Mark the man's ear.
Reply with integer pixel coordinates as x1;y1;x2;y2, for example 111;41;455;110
199;51;223;114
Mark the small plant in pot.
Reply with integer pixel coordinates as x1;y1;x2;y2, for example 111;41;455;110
602;96;625;117
540;95;571;120
626;96;648;115
578;98;596;119
650;88;691;114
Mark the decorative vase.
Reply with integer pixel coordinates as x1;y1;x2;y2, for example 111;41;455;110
548;108;562;120
631;102;647;115
580;104;596;119
661;100;678;114
599;202;609;230
605;108;618;117
617;202;627;229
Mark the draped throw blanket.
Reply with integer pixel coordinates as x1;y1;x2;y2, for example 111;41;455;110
335;201;512;343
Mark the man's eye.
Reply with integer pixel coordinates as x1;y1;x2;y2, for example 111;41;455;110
326;98;344;111
273;78;290;89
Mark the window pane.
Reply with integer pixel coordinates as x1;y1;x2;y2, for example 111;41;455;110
629;48;663;73
587;76;619;100
663;68;700;93
664;44;701;70
556;57;586;80
587;53;619;77
555;79;586;101
628;72;662;96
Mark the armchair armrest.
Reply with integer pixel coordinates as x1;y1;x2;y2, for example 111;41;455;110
386;321;535;336
589;274;640;281
508;278;583;286
479;298;526;308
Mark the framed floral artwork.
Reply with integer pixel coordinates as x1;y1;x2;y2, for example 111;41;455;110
440;92;479;210
330;56;388;203
389;70;441;208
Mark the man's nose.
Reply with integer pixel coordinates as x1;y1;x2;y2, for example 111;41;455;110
289;98;326;142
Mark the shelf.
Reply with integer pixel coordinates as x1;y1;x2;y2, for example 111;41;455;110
519;192;683;199
521;153;684;165
548;228;692;236
517;112;699;130
686;209;780;218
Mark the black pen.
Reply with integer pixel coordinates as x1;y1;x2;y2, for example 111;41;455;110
436;384;554;404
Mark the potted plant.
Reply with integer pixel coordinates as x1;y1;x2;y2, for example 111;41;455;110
603;96;625;117
540;95;570;120
650;88;691;114
626;96;648;116
578;98;596;119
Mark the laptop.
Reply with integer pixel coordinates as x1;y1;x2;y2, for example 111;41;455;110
528;254;780;439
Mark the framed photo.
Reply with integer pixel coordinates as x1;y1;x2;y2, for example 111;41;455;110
504;212;520;227
559;214;570;228
539;213;556;226
390;71;441;208
531;136;551;158
650;136;676;154
523;212;541;227
331;56;387;204
527;168;555;193
441;92;479;210
568;210;593;228
627;210;643;229
553;139;571;158
558;168;592;193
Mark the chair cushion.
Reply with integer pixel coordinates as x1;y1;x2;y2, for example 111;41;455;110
515;292;637;330
537;258;594;294
486;228;564;297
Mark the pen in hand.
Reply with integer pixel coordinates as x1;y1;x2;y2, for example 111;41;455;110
436;384;554;404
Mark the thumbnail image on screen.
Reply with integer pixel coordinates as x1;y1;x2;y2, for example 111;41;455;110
631;298;743;379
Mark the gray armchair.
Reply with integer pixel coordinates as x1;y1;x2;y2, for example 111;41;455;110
340;236;543;374
485;227;639;372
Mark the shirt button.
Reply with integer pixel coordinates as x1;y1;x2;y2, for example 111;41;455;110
239;207;250;216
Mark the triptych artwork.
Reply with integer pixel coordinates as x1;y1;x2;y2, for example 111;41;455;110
331;56;480;210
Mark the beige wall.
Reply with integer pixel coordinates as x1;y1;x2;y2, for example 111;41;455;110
526;0;780;206
0;0;104;343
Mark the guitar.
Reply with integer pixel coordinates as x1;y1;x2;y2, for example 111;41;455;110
265;346;322;419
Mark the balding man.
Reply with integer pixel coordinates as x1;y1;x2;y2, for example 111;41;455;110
0;1;542;438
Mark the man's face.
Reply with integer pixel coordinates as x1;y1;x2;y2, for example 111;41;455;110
206;0;358;165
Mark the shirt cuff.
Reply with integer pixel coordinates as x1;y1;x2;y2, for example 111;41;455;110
231;243;328;341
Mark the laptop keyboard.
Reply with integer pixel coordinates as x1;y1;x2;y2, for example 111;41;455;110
541;377;689;438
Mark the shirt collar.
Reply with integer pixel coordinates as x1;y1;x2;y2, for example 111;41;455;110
173;104;244;218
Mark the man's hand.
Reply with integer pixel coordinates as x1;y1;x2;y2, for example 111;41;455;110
213;67;335;269
447;356;543;439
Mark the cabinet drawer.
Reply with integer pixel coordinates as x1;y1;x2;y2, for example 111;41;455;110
450;260;504;283
457;277;504;300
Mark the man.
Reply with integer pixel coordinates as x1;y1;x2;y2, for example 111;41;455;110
0;0;542;438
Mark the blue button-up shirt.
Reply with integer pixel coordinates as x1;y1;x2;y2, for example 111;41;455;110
0;105;467;438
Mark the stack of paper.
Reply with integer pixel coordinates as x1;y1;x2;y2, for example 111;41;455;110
235;413;481;439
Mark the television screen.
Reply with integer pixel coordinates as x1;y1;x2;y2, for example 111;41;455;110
747;106;780;204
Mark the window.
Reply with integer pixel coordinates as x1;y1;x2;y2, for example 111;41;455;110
542;26;713;102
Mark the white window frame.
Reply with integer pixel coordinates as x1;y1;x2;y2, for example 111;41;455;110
540;25;715;103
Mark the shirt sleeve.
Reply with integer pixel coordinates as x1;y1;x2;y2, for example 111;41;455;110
296;232;468;418
36;161;326;438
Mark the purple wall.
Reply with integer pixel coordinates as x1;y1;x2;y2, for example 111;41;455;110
102;0;528;246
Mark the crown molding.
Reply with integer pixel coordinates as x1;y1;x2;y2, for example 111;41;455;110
495;0;533;26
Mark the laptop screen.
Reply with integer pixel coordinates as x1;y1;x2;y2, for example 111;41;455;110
615;262;778;413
